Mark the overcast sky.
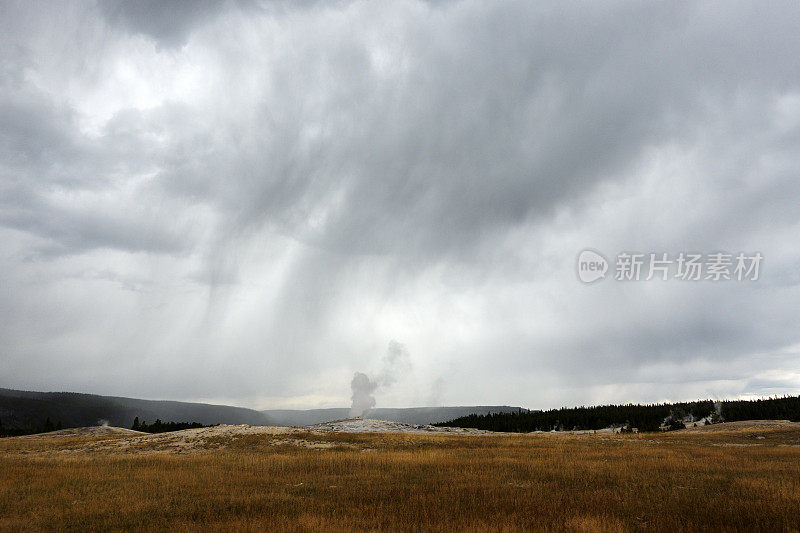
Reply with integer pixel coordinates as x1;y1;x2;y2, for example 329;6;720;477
2;0;800;410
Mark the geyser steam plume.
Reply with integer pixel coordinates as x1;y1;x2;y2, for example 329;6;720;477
350;372;378;417
349;340;410;417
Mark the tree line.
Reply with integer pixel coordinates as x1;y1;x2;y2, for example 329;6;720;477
131;417;215;433
721;396;800;422
435;396;800;432
0;416;63;437
0;416;215;437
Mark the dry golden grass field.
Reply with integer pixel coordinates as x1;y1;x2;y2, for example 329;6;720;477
1;421;800;532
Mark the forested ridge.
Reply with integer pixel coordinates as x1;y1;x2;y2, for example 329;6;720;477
436;396;800;432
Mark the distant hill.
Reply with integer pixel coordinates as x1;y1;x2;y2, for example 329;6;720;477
263;406;526;426
0;388;269;434
0;387;525;434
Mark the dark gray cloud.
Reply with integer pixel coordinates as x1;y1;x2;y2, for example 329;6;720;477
0;0;799;409
98;0;233;48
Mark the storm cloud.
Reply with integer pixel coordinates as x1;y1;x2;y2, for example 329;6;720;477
1;0;799;410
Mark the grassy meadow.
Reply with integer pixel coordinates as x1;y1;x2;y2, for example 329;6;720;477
1;423;799;532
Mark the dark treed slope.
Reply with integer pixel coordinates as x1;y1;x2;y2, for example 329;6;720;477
0;388;269;434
